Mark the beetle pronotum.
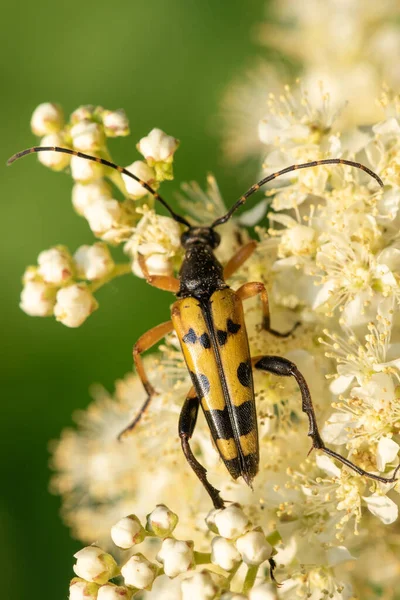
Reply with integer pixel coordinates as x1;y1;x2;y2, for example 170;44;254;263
8;147;399;515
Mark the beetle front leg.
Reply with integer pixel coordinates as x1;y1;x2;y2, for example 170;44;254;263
253;355;400;484
119;320;174;440
237;282;299;337
138;253;180;293
179;387;225;509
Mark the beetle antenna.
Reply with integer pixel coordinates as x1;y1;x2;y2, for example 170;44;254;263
7;146;191;228
211;158;384;228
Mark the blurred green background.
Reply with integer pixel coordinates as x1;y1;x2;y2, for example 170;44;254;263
1;1;273;598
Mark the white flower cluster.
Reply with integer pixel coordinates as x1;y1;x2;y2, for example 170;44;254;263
20;243;117;327
222;0;400;163
21;103;182;325
69;504;277;600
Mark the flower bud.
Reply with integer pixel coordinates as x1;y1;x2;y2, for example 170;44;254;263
71;121;105;152
102;109;130;137
38;134;71;171
37;245;73;284
211;536;241;571
70;105;96;124
71;154;104;182
137;128;179;164
83;198;122;238
69;577;99;600
73;546;119;584
31;102;64;136
181;570;218;600
205;509;219;534
220;594;247;600
156;538;195;578
72;180;112;216
54;283;98;327
121;554;158;590
214;504;250;540
74;243;114;281
145;504;179;538
235;529;272;566
97;583;132;600
20;279;56;317
111;515;146;549
132;253;173;278
248;583;276;600
122;161;156;199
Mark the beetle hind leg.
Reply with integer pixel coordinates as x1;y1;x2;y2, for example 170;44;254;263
253;355;400;484
179;387;225;509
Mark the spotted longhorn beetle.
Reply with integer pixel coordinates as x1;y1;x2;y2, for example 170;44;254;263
8;147;400;512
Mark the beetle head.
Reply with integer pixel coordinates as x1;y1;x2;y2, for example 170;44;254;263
181;226;221;249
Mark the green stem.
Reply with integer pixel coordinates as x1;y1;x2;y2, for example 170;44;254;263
193;551;211;565
242;565;259;594
89;263;132;294
227;562;241;584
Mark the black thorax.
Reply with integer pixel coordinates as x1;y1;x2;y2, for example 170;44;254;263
177;244;227;300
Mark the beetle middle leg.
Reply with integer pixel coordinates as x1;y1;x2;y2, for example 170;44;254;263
237;281;299;337
253;355;400;483
119;320;174;439
179;387;225;509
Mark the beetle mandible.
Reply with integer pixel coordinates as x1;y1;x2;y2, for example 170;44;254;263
8;146;400;511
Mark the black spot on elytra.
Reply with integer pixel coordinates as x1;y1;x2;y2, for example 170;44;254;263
227;319;241;334
237;361;251;387
217;329;228;346
199;332;211;349
183;328;197;344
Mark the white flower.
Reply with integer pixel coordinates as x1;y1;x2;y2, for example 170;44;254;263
125;209;181;276
83;198;123;237
69;578;99;600
121;554;157;590
97;583;132;600
54;284;98;327
235;529;272;566
376;437;400;471
73;546;118;584
220;594;247;600
37;246;73;284
363;493;398;525
38;133;71;170
145;504;178;537
31;102;64;136
137;128;179;165
213;505;250;539
211;536;241;571
70;105;96;124
101;109;130;137
248;583;276;600
180;571;218;600
110;515;146;549
71;154;104;182
156;538;194;578
74;243;114;281
122;161;156;199
71;121;105;152
72;180;112;216
20;280;56;317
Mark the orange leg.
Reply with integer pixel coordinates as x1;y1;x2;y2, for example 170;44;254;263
119;320;173;439
237;281;298;337
223;240;257;279
138;253;180;293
